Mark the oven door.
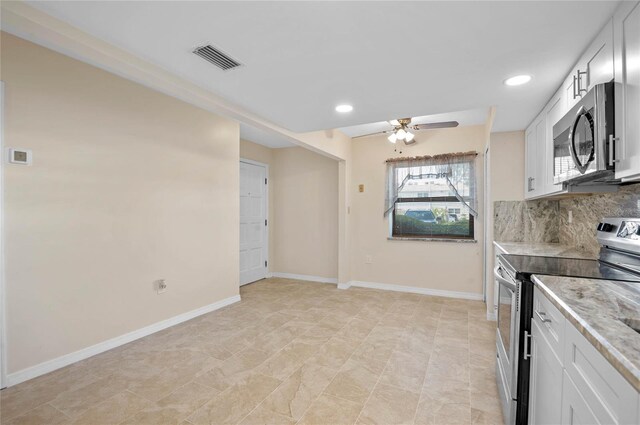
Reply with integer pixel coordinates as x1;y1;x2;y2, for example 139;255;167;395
494;262;519;424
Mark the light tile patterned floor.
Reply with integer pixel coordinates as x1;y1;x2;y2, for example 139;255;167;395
0;278;504;425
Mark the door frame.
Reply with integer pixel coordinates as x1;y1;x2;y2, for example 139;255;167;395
483;145;490;304
239;158;269;286
0;81;6;388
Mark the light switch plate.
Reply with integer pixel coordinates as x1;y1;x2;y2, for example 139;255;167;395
8;148;32;165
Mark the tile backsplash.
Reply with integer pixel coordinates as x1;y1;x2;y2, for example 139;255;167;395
494;183;640;257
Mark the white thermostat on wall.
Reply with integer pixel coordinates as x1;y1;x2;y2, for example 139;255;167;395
7;148;32;165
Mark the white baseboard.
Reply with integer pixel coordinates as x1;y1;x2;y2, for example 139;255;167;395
269;272;338;284
6;294;241;387
345;280;483;301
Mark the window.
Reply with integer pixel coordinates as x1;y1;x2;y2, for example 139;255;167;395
384;152;477;240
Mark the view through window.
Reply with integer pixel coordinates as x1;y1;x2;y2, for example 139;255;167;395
392;161;474;239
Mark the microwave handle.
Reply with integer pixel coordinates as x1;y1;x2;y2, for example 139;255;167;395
609;134;620;166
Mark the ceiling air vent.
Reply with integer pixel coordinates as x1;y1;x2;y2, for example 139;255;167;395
193;45;242;71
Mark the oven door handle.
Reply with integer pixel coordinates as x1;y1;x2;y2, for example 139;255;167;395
494;265;517;291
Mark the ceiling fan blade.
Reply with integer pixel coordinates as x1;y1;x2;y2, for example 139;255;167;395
414;121;459;130
352;130;392;139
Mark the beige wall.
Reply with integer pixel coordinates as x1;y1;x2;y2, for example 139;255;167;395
490;131;525;202
350;126;486;295
485;130;525;317
239;141;340;280
272;147;339;279
2;33;240;374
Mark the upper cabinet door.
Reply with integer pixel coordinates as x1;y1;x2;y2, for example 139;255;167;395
525;125;538;199
564;69;580;111
535;114;547;195
565;20;614;111
583;19;614;91
614;1;640;181
544;90;566;195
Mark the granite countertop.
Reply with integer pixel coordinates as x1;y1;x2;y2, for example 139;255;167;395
532;274;640;392
494;241;594;259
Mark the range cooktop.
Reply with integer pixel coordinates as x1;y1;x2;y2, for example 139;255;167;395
500;254;640;283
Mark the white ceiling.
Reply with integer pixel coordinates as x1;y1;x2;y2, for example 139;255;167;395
339;108;489;138
27;1;619;134
240;124;295;148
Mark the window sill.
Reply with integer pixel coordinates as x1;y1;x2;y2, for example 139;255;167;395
387;237;477;243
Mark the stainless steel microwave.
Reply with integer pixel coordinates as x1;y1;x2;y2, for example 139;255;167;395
553;82;616;185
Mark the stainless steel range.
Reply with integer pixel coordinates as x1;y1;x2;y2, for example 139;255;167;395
494;217;640;425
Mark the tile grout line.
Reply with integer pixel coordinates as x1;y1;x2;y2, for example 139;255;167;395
352;299;414;425
410;300;443;425
292;303;388;425
5;281;490;425
187;299;320;424
467;307;473;422
236;299;365;425
411;306;443;424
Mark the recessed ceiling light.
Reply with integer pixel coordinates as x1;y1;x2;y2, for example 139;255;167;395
335;104;353;113
504;75;532;86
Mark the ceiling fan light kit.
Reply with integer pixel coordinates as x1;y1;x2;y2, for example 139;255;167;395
352;117;459;145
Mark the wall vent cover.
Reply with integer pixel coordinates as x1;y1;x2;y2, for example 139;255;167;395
193;45;242;70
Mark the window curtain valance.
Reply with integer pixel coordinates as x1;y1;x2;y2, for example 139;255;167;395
384;151;478;217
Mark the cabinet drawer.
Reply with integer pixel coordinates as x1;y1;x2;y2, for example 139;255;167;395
564;323;638;424
533;287;565;363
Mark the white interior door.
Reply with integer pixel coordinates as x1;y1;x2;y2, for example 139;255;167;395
239;160;268;286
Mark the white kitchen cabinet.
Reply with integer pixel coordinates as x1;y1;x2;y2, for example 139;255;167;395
529;319;564;425
563;323;638;425
529;287;640;425
524;95;566;200
565;19;614;112
523;15;616;200
543;88;566;195
535;115;547;193
525;121;539;199
564;67;581;112
581;19;614;92
614;1;640;181
524;110;546;199
561;371;600;425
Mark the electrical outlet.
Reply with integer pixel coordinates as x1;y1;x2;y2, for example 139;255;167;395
365;255;372;264
156;279;167;294
568;210;573;224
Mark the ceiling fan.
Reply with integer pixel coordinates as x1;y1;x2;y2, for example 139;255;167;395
353;118;459;145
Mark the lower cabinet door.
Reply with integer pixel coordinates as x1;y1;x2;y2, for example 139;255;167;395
562;371;599;425
529;320;563;424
